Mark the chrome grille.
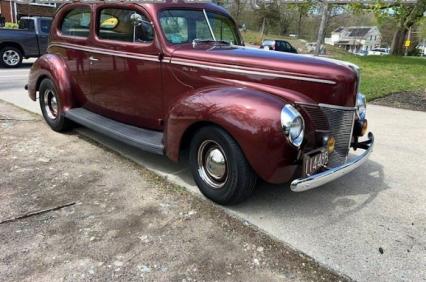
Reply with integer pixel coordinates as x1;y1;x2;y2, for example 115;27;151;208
299;103;356;167
320;105;355;167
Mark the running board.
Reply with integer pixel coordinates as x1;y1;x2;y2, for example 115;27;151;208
65;108;164;155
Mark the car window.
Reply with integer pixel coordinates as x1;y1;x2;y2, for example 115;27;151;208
18;19;35;31
275;41;283;51
262;40;274;46
159;9;241;45
97;8;153;43
61;8;91;37
206;12;239;45
284;41;292;50
39;19;52;34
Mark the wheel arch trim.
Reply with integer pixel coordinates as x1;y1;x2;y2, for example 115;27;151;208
27;54;74;110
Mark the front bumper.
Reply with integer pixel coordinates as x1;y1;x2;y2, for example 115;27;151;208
290;132;374;192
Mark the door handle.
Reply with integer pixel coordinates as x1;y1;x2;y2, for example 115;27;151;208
89;56;99;62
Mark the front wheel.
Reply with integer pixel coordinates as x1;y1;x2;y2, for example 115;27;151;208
0;46;23;68
189;126;257;205
39;78;73;132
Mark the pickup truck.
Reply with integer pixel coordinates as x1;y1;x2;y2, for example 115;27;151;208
0;16;52;68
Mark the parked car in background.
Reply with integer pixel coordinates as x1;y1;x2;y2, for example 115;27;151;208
27;1;373;205
355;50;368;56
416;43;426;56
367;48;389;56
0;16;52;67
260;39;298;54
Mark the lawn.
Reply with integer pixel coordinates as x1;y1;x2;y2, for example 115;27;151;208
241;30;426;101
332;54;426;101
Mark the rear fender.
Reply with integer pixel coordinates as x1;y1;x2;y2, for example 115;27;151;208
166;86;300;183
27;54;74;111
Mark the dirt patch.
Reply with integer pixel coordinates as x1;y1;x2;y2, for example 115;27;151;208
371;91;426;112
0;101;348;281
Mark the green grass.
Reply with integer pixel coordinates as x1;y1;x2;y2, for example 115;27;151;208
242;30;426;101
333;54;426;101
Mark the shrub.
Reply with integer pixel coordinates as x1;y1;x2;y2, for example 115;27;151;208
4;22;18;29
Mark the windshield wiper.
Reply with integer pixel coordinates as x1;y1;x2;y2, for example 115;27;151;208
192;39;231;47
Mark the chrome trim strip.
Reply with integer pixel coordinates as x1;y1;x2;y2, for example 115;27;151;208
50;43;160;62
50;42;337;85
318;103;356;111
170;59;336;85
290;132;374;192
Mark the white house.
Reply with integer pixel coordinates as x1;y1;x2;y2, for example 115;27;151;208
325;26;382;54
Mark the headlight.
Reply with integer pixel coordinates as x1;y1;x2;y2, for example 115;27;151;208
281;104;304;147
356;93;366;120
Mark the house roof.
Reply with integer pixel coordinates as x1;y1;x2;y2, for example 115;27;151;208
333;26;377;38
348;28;371;37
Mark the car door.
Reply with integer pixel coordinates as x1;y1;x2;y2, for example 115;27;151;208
37;18;52;55
54;6;93;107
89;5;163;130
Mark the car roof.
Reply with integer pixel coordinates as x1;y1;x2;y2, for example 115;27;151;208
58;0;228;16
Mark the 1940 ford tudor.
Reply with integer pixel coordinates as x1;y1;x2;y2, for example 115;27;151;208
27;0;374;204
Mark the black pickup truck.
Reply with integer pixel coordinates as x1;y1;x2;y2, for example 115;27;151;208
0;17;52;68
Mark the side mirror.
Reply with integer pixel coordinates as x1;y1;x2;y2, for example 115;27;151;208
130;13;143;26
130;13;154;43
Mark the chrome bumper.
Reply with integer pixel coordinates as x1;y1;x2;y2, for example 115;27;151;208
290;132;374;192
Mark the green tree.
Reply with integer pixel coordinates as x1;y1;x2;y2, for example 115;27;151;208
356;0;426;55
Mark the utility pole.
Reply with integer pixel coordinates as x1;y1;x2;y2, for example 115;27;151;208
315;1;329;56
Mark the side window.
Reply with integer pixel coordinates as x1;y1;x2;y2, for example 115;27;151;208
206;12;239;45
98;8;153;43
61;8;91;37
39;19;52;34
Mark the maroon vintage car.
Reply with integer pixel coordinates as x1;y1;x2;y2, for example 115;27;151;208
27;1;373;204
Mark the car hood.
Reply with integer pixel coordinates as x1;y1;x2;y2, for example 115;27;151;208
169;44;359;107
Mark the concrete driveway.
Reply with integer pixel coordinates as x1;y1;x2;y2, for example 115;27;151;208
1;64;425;281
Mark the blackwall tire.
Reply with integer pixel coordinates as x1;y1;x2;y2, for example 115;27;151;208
39;78;73;132
189;126;257;205
0;47;23;68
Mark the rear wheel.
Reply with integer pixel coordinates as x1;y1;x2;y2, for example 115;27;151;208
0;46;23;68
39;79;73;132
189;126;257;205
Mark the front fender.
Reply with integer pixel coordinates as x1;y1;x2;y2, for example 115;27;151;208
166;86;300;183
27;54;74;111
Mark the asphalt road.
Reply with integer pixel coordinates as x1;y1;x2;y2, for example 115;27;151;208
1;64;425;281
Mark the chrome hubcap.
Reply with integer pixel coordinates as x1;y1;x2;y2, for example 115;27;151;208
2;50;20;66
197;140;228;189
43;89;58;120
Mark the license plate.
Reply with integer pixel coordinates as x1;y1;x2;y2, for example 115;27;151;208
303;149;328;176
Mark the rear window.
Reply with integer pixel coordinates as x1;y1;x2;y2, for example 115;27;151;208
18;19;35;30
60;8;91;37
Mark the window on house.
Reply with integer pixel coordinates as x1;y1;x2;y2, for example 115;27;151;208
29;1;56;7
60;8;91;37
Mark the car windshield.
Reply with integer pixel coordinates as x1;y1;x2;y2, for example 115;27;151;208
159;9;241;45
